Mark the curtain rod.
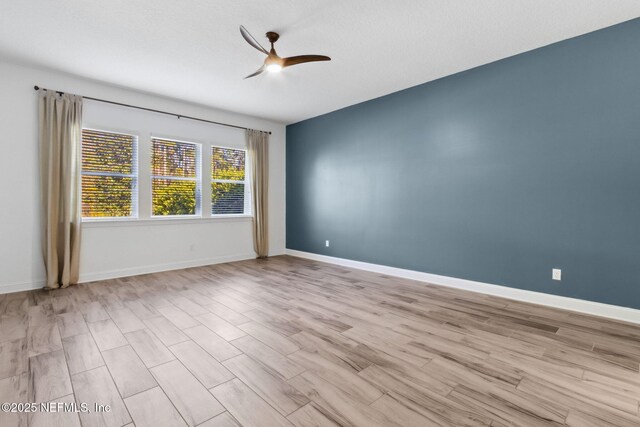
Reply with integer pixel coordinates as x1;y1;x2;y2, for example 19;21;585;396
33;85;271;135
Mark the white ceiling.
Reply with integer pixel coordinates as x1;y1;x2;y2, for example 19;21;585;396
1;1;639;124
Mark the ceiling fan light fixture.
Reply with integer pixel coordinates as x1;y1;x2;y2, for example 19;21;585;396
266;63;283;73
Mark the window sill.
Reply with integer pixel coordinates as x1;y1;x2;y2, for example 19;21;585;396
82;215;252;228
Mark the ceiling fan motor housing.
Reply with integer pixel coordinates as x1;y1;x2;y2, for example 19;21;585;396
266;31;280;44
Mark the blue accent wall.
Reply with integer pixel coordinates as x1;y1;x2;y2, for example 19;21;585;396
286;19;640;309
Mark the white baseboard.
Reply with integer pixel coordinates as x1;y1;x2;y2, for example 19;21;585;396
0;279;46;295
0;253;256;294
78;253;257;283
285;249;640;325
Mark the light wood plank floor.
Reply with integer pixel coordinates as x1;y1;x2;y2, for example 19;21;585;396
1;255;640;426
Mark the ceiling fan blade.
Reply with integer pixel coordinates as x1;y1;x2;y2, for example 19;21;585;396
244;65;265;79
282;55;331;68
240;25;269;55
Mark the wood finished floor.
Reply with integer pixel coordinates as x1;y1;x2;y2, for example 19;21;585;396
1;255;640;426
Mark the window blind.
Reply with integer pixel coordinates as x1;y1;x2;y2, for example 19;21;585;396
151;138;201;216
81;129;138;218
211;147;248;215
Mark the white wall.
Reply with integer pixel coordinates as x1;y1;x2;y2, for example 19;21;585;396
0;60;286;292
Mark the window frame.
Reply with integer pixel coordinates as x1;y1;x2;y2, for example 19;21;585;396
150;136;203;218
79;124;254;223
80;127;139;221
210;145;251;217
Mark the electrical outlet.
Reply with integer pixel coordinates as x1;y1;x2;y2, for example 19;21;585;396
325;240;330;247
552;268;562;281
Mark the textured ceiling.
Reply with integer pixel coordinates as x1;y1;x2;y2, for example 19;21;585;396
1;1;639;124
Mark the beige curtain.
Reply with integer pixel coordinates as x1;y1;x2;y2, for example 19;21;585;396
247;129;269;258
38;90;83;289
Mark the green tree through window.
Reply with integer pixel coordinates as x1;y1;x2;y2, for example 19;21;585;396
81;129;137;218
211;147;247;214
152;138;200;216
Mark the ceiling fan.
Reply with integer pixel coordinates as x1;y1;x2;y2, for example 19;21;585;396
240;25;331;79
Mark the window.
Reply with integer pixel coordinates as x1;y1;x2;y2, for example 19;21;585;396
80;126;250;221
211;147;249;215
151;138;201;216
81;129;138;218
